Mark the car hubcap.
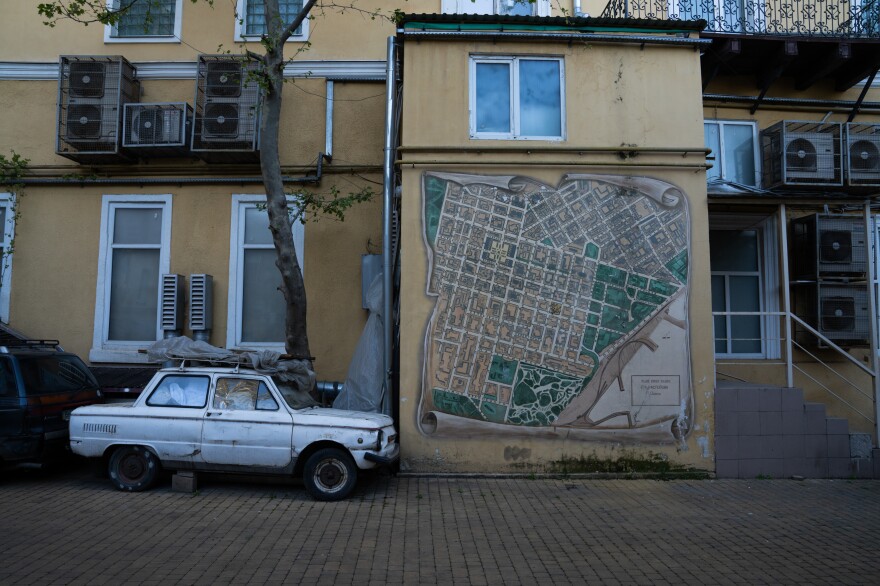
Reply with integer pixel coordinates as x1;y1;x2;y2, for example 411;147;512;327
315;459;347;491
120;454;146;482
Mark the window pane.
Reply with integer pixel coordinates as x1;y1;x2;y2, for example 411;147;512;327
711;274;727;354
724;124;756;185
214;378;259;410
497;0;534;15
704;123;721;181
729;275;762;353
244;207;273;245
519;60;561;137
17;355;98;395
147;375;210;407
115;0;176;36
242;248;286;343
114;208;162;245
256;383;279;410
245;0;303;36
709;230;759;272
475;63;511;134
109;248;160;341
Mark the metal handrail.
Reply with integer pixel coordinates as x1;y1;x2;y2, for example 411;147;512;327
712;308;877;424
602;0;880;39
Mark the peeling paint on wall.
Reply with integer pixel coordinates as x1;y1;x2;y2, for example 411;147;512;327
417;172;693;444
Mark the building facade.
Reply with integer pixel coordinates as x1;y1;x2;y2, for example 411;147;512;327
1;0;880;476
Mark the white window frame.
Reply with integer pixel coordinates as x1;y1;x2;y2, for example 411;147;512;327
469;55;566;141
234;0;309;43
104;0;183;43
705;119;761;187
441;0;551;16
710;215;780;360
226;194;304;351
0;194;16;324
90;194;172;363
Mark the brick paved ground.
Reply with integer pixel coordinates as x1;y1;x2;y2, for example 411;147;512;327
1;463;879;585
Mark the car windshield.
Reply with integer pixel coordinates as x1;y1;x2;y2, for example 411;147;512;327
17;355;99;395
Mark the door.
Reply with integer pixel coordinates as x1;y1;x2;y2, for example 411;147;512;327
200;377;293;468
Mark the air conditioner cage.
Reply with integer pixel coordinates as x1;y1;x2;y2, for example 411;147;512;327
761;120;843;188
790;214;867;280
56;55;140;163
793;283;870;347
191;55;261;162
123;102;192;155
845;122;880;186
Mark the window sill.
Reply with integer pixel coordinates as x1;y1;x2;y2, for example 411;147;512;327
89;348;157;364
104;36;180;44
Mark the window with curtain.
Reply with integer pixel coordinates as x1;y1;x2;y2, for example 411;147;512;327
470;56;564;140
705;120;759;187
111;0;178;38
238;0;306;38
92;195;171;363
227;195;304;349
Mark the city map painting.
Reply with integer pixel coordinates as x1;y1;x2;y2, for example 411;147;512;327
418;172;693;444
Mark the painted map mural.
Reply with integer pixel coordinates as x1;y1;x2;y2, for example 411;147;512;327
418;173;692;444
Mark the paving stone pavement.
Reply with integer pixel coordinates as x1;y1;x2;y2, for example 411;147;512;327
1;462;879;585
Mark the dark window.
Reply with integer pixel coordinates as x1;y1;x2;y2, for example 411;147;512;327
17;355;98;395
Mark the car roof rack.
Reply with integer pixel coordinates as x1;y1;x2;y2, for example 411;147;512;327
0;339;64;353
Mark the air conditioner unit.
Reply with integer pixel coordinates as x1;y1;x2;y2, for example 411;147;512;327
56;56;139;163
191;55;261;162
784;133;836;180
794;283;870;346
123;103;192;156
790;214;867;279
846;123;880;186
761;121;842;188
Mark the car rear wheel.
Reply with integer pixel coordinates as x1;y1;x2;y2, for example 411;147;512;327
303;448;357;501
108;446;160;492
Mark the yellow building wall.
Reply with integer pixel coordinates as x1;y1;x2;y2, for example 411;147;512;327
398;35;716;472
0;72;385;381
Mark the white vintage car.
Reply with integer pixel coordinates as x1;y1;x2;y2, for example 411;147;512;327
69;366;398;501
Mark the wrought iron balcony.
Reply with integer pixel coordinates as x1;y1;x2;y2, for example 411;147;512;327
601;0;880;38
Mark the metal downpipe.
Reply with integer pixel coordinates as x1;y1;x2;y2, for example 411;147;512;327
381;36;397;417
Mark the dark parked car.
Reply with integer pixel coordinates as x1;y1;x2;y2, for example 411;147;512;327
0;340;102;466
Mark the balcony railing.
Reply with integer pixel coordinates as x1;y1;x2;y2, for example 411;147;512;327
602;0;880;38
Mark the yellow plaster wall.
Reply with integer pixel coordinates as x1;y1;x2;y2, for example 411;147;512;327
0;72;386;380
397;36;715;472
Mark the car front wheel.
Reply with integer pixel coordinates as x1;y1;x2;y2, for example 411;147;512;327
303;448;357;501
108;446;160;492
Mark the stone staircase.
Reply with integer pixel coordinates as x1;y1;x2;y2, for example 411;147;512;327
715;381;880;479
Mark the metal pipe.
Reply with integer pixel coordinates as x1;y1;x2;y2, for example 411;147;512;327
397;159;710;169
704;93;880;111
399;31;712;48
14;175;319;186
865;201;880;444
9;151;339;187
325;80;334;159
779;203;794;388
399;145;710;155
381;36;397;417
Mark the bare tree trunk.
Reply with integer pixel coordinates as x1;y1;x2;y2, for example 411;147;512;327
259;0;314;363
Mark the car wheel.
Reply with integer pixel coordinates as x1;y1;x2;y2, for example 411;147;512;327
303;448;357;501
108;446;160;492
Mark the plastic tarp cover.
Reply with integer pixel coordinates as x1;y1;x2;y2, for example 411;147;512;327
146;336;318;409
334;275;388;414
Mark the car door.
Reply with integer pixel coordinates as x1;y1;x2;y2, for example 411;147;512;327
199;376;293;468
140;373;211;464
0;357;24;458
